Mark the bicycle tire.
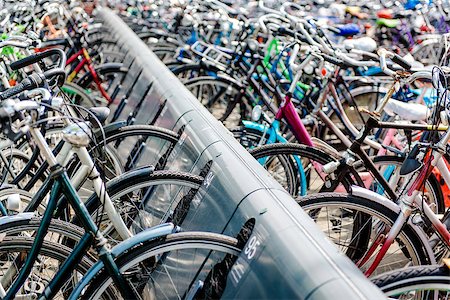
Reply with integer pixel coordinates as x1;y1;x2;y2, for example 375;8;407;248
76;63;129;89
151;47;177;63
299;192;432;277
80;232;241;300
0;216;85;243
79;168;204;242
171;63;219;81
371;265;450;297
183;75;251;128
0;236;94;299
88;124;180;173
249;143;357;195
0;148;40;191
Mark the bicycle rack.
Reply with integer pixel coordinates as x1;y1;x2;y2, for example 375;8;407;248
96;7;386;299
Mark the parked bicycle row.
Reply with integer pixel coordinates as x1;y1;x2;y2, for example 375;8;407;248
0;1;272;299
115;0;450;298
0;0;385;299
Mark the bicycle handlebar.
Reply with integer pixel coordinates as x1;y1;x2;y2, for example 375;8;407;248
0;73;45;101
377;48;411;77
0;66;66;101
391;53;412;70
321;54;346;68
277;27;308;43
257;13;289;34
335;51;378;67
10;48;66;71
0;40;32;50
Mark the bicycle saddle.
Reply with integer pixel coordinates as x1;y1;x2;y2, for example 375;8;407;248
88;107;110;124
377;9;394;19
376;18;399;28
343;36;377;52
335;24;360;36
384;99;428;122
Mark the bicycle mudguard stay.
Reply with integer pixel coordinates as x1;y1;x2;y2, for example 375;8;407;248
68;223;178;299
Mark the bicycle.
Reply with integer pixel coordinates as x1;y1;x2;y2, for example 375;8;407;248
0;58;244;300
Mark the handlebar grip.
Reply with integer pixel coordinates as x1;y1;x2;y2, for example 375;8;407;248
277;27;307;43
391;53;411;70
10;48;66;71
322;54;346;68
10;53;41;71
0;81;29;100
0;74;44;100
278;27;294;37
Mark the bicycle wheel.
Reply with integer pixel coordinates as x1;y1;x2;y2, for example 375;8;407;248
299;193;432;277
94;50;125;65
6;124;180;209
249;143;357;196
66;124;180;201
76;63;128;105
89;125;180;178
0;216;84;244
152;47;177;63
171;63;219;81
371;265;450;299
81;168;204;243
60;82;96;108
0;188;44;215
183;76;251;128
412;38;444;65
230;126;272;149
81;232;241;300
0;148;40;191
0;236;94;299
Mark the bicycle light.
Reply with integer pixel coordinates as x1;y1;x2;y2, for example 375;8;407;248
62;121;93;147
251;105;262;121
6;193;21;212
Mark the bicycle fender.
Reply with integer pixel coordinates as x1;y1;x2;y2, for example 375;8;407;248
68;223;177;299
96;62;129;75
93;120;127;138
0;212;34;226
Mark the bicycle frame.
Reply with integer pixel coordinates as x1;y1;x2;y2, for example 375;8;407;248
2;124;138;299
237;52;399;196
346;117;450;276
9;120;129;191
11;126;132;237
66;48;113;103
